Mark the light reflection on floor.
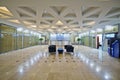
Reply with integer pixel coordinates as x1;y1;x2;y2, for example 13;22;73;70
17;50;112;80
18;52;48;75
74;52;112;80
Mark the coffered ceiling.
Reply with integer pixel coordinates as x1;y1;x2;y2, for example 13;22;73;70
0;0;120;33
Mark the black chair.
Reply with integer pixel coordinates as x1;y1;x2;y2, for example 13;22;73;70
64;45;68;49
48;45;56;52
64;45;74;52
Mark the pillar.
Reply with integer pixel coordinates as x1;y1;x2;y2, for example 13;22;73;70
102;27;105;51
0;24;2;53
118;24;120;33
22;32;24;48
95;29;97;48
89;31;91;47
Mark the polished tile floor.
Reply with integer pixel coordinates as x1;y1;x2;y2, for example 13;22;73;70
0;45;120;80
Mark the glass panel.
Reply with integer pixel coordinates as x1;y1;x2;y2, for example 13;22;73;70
105;25;118;33
0;24;16;53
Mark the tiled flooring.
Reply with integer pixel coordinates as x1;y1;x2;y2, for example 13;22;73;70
0;45;120;80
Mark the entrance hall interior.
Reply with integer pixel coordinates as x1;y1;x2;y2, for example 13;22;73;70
0;0;120;80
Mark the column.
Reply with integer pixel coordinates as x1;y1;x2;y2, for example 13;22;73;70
98;27;105;62
0;24;1;38
91;31;94;48
0;24;1;53
118;24;120;33
15;28;17;50
89;31;91;47
102;27;105;51
95;29;97;48
22;32;24;48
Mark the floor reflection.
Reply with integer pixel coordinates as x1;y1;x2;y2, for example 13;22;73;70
18;52;48;74
73;52;112;80
17;45;113;80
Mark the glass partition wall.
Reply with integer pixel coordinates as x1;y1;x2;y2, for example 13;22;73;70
0;24;16;53
49;33;71;48
0;24;40;54
78;24;119;50
0;23;119;54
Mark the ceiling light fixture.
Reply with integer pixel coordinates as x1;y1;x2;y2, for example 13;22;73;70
0;13;10;18
0;7;9;12
9;20;20;24
0;7;13;16
23;21;33;25
56;20;63;25
87;21;95;25
51;26;56;28
63;26;68;28
31;25;37;28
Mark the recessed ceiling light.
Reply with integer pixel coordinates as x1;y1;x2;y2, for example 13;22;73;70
51;26;56;28
0;13;11;18
0;7;13;16
56;20;63;25
0;7;9;12
42;25;49;27
48;29;53;31
9;20;20;24
87;21;95;25
31;25;37;28
23;21;33;25
63;26;68;28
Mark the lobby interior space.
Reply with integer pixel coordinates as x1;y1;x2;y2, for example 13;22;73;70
0;0;120;80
